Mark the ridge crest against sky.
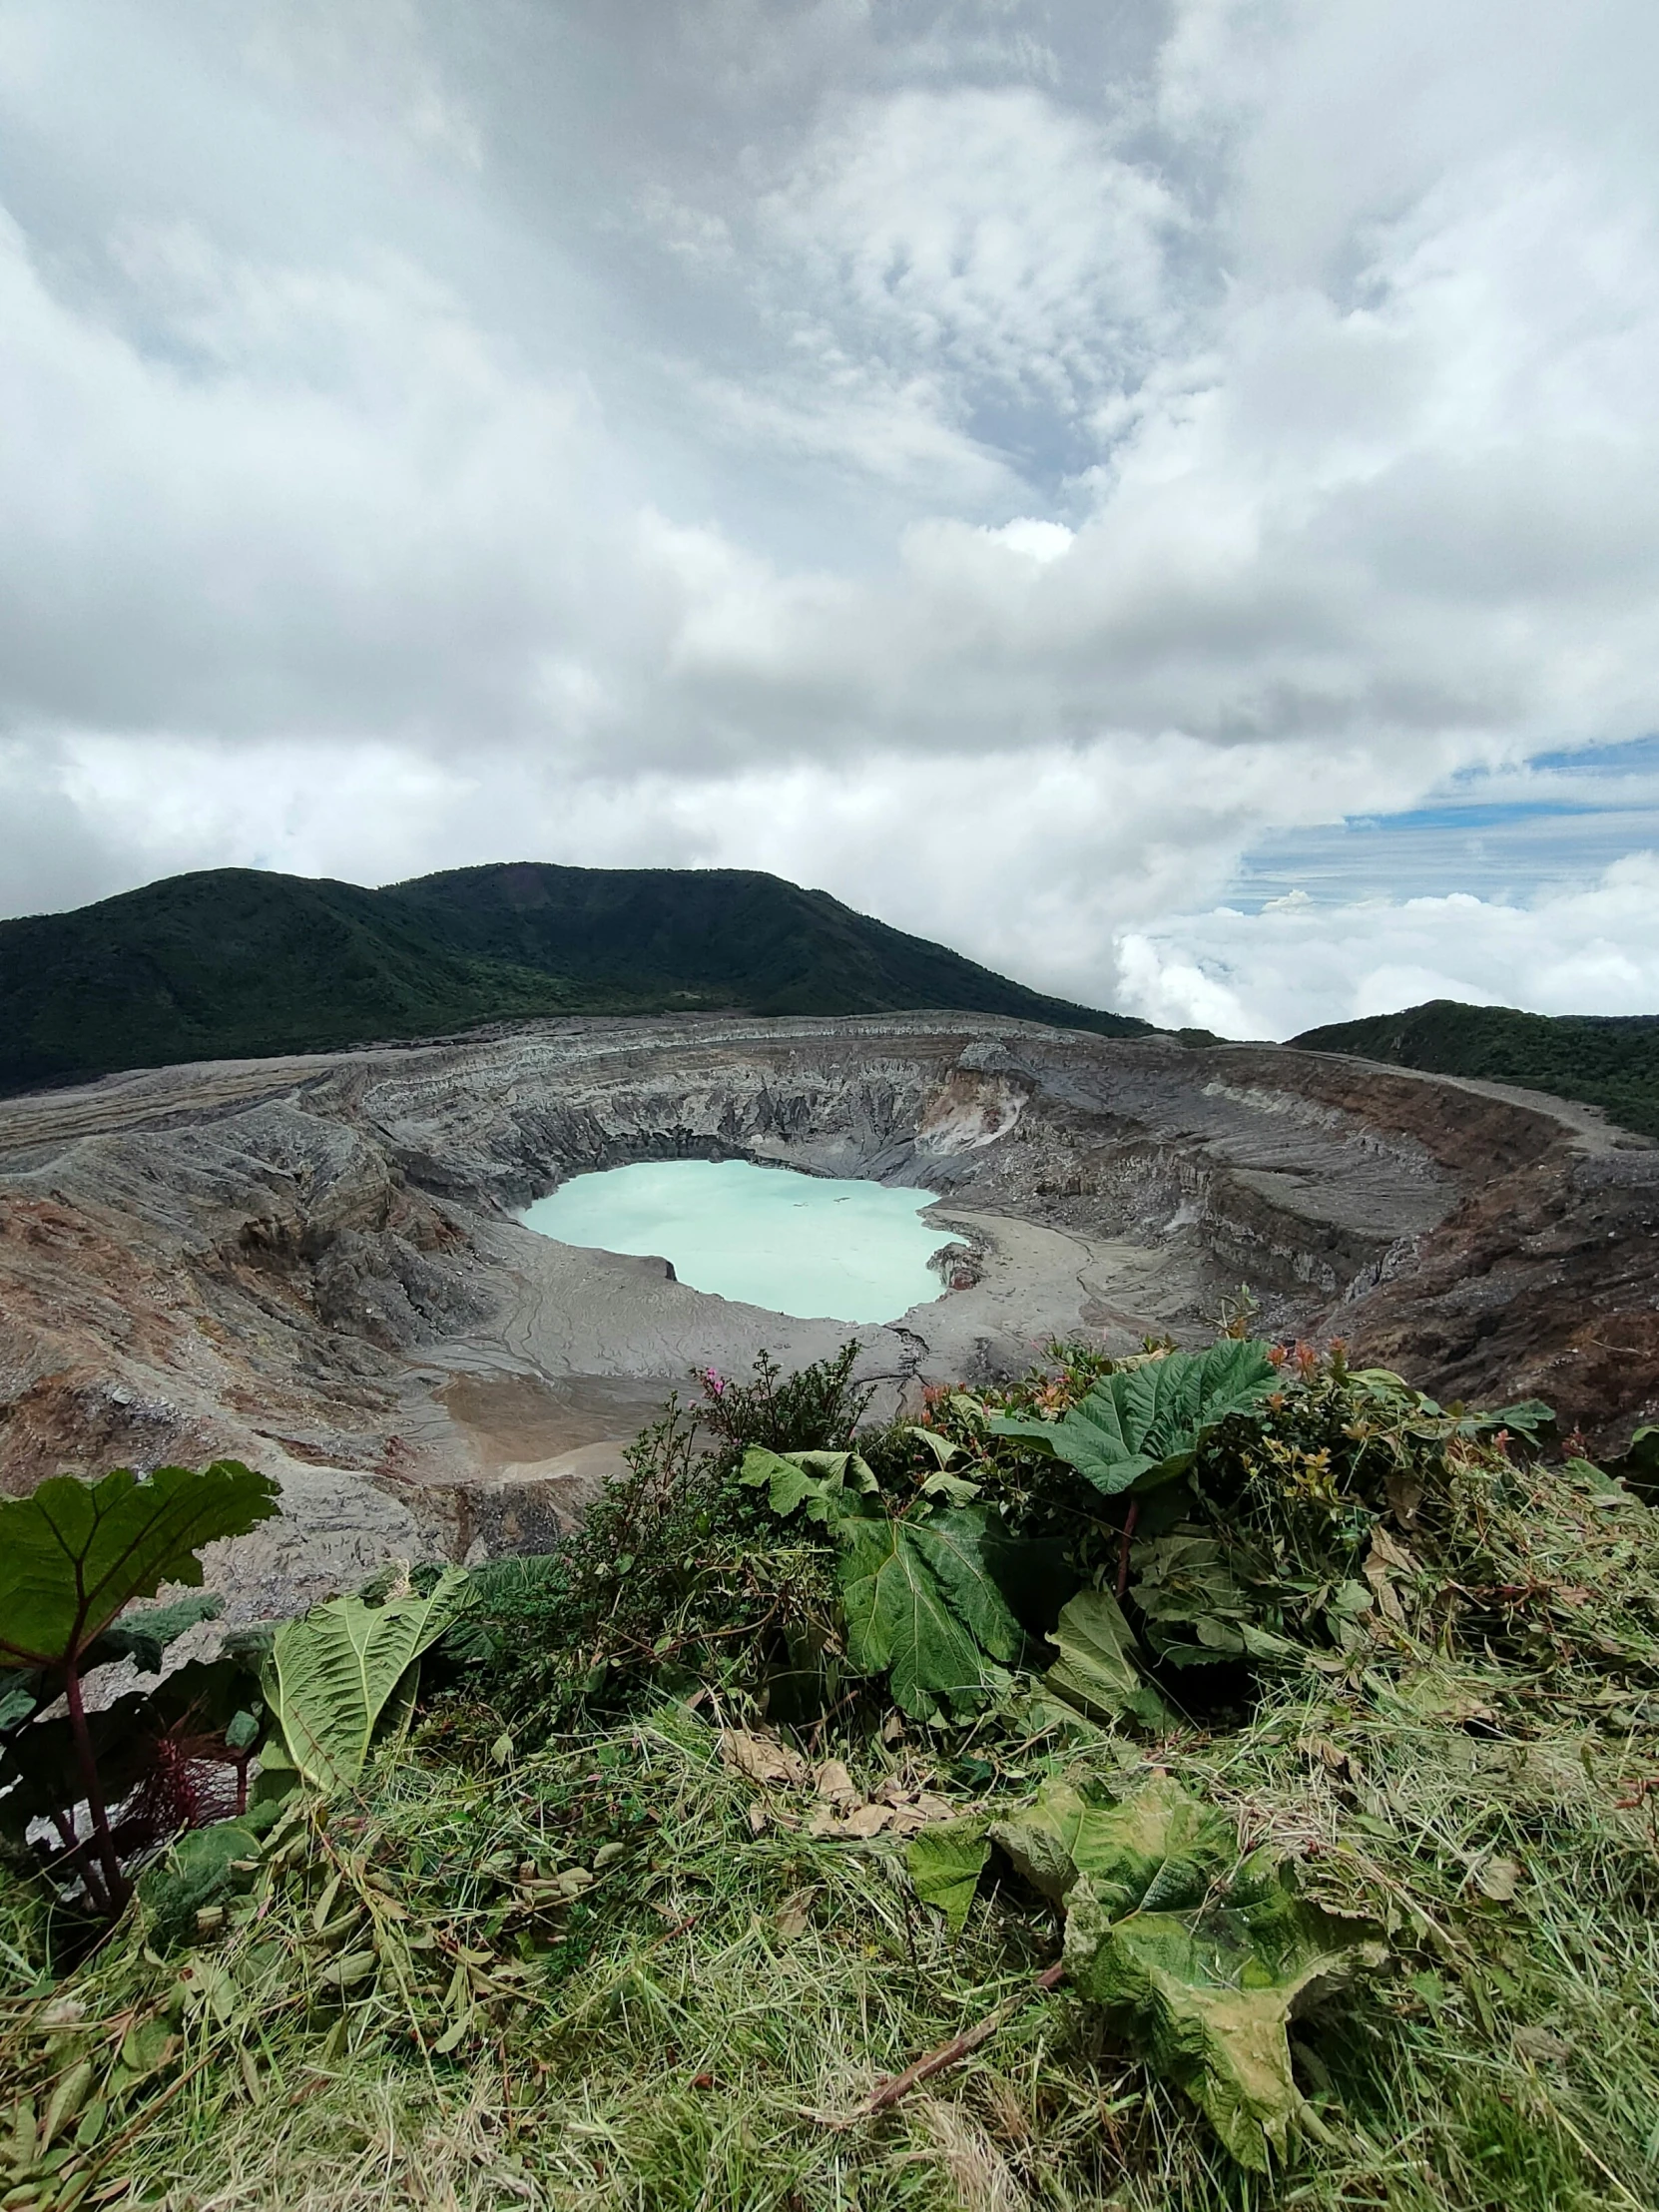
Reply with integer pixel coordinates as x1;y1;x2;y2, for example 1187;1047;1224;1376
2;0;1656;1037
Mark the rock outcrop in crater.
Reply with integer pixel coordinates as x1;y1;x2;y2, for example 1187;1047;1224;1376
2;1013;1654;1611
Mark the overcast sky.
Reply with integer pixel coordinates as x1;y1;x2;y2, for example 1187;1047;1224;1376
3;0;1657;1036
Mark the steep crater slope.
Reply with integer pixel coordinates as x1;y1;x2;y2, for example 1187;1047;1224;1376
1;1013;1654;1610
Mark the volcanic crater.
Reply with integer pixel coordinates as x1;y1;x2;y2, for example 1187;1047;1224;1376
2;1012;1655;1614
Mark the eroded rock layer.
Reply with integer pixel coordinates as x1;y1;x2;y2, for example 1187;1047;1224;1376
2;1014;1654;1610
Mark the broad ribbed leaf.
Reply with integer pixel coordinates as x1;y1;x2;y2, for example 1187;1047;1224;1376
990;1773;1230;1908
84;1591;226;1676
1044;1588;1169;1727
740;1445;876;1524
986;1342;1277;1498
907;1818;990;1935
904;1511;1022;1664
837;1506;1019;1719
1065;1852;1380;2168
998;1771;1384;2168
990;1779;1104;1903
439;1553;565;1666
264;1566;475;1790
0;1462;279;1671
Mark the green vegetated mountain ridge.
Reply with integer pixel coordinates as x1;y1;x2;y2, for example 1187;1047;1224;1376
0;861;1149;1092
1295;997;1659;1141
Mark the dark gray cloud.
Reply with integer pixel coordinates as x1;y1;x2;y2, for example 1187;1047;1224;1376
1;0;1656;1027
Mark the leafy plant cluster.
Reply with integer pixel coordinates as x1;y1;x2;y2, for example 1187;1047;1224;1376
1;1475;499;1943
6;1333;1659;2202
0;1334;1577;1936
407;1328;1586;1763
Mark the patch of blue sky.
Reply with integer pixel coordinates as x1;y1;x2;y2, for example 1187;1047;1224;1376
1229;733;1659;909
1517;733;1659;779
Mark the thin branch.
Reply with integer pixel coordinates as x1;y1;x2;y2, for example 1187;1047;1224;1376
821;1958;1066;2126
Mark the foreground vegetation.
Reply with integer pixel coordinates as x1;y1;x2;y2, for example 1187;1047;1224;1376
1295;997;1659;1140
4;1333;1659;2209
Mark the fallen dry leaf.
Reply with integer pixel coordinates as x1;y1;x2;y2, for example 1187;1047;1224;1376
842;1804;894;1840
1514;2024;1570;2066
809;1800;895;1840
775;1889;815;1940
1474;1854;1523;1903
1385;1472;1423;1525
815;1760;858;1811
721;1729;809;1789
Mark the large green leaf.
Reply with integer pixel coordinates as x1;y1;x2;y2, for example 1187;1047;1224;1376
746;1447;1024;1718
263;1567;475;1790
986;1341;1278;1498
437;1553;566;1666
138;1820;266;1947
1016;1774;1383;2170
739;1445;876;1524
84;1592;226;1676
1066;1871;1379;2169
990;1778;1109;1904
836;1507;1021;1720
991;1773;1233;1908
906;1818;991;1935
1043;1588;1171;1728
0;1462;280;1671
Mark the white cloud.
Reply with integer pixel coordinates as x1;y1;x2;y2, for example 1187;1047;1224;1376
0;0;1656;1036
1118;857;1659;1037
758;85;1184;408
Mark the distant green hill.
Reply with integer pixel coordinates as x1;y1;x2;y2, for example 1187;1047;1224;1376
0;861;1148;1092
1292;999;1659;1140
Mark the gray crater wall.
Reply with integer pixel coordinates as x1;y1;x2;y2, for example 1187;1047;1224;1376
2;1011;1653;1614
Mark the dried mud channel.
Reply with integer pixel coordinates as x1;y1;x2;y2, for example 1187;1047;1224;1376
1;1012;1655;1614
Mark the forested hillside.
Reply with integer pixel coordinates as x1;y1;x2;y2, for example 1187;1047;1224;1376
0;862;1147;1091
1294;998;1659;1139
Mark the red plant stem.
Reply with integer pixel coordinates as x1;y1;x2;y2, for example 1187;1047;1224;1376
47;1809;108;1918
63;1656;128;1914
1116;1497;1140;1600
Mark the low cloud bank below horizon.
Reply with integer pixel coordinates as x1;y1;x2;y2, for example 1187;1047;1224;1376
1120;855;1659;1039
6;730;1657;1043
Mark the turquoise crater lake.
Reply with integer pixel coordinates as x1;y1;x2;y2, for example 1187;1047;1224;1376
516;1159;961;1323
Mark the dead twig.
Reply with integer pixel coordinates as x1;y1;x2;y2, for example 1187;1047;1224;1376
819;1958;1066;2126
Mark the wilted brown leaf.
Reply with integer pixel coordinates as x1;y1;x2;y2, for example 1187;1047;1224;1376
775;1890;815;1940
1474;1855;1523;1902
815;1760;858;1811
721;1729;809;1789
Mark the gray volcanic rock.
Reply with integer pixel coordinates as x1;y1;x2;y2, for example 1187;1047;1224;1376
2;1012;1653;1611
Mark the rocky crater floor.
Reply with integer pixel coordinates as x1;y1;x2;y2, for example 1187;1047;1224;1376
2;1012;1655;1613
